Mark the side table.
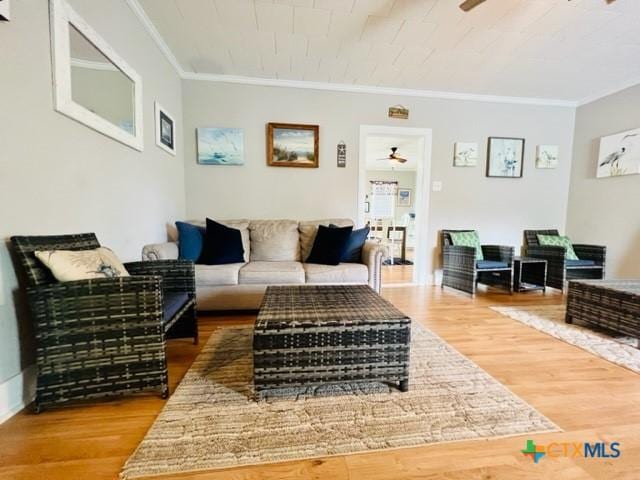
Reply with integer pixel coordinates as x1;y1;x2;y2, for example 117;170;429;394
514;257;547;293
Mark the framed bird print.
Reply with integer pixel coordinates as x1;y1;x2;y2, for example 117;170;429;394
597;127;640;178
486;137;524;178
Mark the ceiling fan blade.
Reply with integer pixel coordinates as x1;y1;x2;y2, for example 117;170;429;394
376;158;392;161
395;157;408;163
459;0;487;11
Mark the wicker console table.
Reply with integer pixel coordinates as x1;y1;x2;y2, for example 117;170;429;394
566;280;640;347
253;285;411;397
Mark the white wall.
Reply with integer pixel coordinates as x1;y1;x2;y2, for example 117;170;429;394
0;0;185;418
183;80;576;277
566;84;640;278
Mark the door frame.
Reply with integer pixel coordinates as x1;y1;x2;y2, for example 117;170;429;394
358;125;433;285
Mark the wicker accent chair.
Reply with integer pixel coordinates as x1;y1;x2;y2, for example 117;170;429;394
441;230;514;296
10;233;197;412
523;229;605;291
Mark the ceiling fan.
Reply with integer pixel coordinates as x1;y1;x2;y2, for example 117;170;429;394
459;0;616;12
377;147;408;164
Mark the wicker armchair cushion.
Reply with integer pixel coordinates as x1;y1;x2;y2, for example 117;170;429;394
34;247;129;281
449;231;484;260
537;234;579;260
476;260;509;270
164;292;190;321
566;259;596;267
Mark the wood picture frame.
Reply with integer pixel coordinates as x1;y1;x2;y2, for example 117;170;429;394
486;137;524;178
267;123;319;168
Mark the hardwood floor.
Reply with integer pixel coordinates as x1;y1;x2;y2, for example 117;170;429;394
2;286;639;479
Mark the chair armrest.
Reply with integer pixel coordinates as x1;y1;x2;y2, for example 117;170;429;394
573;244;606;264
482;245;514;264
361;240;386;293
125;260;195;296
442;245;476;270
142;242;179;261
27;276;164;340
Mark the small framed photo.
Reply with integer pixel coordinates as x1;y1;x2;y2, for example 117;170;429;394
486;137;524;178
397;188;412;207
267;123;319;168
536;145;559;169
364;201;370;213
453;142;478;167
154;102;176;156
0;0;10;21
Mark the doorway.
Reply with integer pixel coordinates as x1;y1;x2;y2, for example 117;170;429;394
358;125;432;286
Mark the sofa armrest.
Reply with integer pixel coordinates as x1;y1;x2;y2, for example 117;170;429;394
142;242;179;261
482;245;514;264
361;240;386;293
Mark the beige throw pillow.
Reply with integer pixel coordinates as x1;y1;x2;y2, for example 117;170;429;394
34;247;130;282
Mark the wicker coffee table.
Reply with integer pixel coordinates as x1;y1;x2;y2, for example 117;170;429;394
566;280;640;347
253;285;411;398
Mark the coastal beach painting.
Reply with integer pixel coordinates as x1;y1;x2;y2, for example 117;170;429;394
267;123;319;168
597;128;640;178
197;127;244;165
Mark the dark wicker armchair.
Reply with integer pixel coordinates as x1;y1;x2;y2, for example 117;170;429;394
441;230;514;296
10;233;197;412
523;229;605;291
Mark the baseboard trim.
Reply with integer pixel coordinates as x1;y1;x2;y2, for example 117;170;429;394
0;365;36;424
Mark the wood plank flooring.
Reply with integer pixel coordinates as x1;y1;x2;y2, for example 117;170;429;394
1;286;639;479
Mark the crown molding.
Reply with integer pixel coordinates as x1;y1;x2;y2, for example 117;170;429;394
132;0;640;108
576;76;640;107
125;0;185;77
181;71;579;107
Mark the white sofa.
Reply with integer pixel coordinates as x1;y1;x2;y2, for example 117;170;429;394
142;219;385;310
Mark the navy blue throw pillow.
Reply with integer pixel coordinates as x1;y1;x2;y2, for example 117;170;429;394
307;225;353;266
175;221;205;262
331;225;370;263
199;218;245;265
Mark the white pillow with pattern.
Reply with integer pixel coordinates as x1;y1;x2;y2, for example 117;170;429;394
34;247;130;282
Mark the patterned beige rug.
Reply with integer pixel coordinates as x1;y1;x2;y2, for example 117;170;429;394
493;305;640;374
121;323;558;479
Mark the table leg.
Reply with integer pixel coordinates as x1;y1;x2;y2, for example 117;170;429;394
399;379;409;392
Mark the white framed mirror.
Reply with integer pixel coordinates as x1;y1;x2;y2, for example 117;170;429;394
49;0;143;151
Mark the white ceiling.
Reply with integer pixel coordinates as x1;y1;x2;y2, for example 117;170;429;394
136;0;640;102
366;134;421;171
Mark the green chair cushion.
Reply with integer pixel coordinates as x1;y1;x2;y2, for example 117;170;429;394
449;231;483;261
537;234;579;260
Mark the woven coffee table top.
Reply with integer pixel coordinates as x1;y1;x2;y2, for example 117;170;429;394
256;285;411;330
570;279;640;296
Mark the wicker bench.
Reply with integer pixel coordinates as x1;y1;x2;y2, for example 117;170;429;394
566;280;640;347
253;285;411;398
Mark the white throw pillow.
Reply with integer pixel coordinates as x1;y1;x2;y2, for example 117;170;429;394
34;247;130;282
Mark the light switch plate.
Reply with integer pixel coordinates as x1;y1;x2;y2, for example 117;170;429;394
0;0;10;21
432;181;443;192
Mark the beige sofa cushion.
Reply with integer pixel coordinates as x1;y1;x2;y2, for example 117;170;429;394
299;218;354;261
185;219;250;262
249;220;300;261
303;262;368;284
239;261;304;285
195;263;244;286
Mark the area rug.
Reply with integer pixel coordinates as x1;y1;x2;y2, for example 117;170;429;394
121;323;558;479
492;305;640;374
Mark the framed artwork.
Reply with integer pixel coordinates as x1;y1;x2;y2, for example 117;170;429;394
0;0;10;21
267;123;319;168
154;102;176;155
364;201;370;213
453;142;478;167
486;137;524;178
397;188;412;207
536;145;559;169
597;127;640;178
197;127;244;165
